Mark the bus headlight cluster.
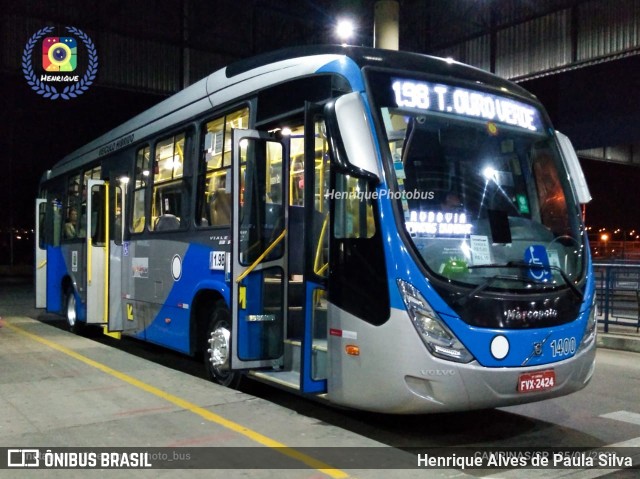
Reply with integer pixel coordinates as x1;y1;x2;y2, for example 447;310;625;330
578;294;597;351
397;279;474;363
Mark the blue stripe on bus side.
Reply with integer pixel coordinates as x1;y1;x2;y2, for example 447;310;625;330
143;243;230;354
451;252;594;367
315;57;365;91
393;243;595;367
47;246;65;313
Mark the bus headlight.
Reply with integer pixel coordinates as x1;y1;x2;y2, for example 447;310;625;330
578;294;597;351
397;279;474;363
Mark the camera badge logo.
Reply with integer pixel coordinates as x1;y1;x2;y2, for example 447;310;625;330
42;37;77;71
22;26;98;100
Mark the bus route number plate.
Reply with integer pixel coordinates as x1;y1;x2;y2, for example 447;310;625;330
209;251;226;271
518;370;555;393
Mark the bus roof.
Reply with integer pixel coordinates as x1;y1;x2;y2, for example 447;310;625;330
44;45;537;182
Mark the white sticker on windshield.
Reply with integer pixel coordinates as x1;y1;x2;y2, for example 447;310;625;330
470;235;492;266
547;249;561;268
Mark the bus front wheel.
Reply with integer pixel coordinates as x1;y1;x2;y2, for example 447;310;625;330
204;302;242;388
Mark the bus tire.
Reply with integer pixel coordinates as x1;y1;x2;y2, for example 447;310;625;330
204;302;242;388
65;291;84;335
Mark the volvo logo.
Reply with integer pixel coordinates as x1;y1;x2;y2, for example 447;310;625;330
504;307;558;321
522;333;552;366
532;342;543;356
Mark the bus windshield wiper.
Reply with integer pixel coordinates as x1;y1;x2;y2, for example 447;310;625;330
453;272;534;307
465;261;583;301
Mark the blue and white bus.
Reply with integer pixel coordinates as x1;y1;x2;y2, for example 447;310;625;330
35;46;596;413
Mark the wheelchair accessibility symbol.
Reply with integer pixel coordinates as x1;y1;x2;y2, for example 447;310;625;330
524;245;552;282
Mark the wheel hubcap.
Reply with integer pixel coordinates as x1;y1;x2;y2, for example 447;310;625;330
67;295;76;327
208;325;230;368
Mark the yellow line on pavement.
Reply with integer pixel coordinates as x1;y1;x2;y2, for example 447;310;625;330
5;320;349;478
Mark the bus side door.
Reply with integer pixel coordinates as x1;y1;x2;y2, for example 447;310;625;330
34;199;47;308
85;179;108;324
230;130;289;369
299;103;330;393
106;176;130;335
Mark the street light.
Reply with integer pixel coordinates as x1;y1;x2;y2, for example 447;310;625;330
601;233;609;257
336;19;355;45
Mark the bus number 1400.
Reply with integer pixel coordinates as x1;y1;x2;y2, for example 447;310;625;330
549;337;576;358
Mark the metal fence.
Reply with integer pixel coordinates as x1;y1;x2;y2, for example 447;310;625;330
593;262;640;333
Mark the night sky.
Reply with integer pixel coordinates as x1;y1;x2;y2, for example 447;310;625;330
0;75;164;264
581;159;640;231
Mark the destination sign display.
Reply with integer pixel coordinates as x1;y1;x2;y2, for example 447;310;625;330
391;78;542;132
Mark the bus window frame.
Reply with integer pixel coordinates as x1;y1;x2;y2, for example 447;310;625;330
196;104;251;229
130;144;151;235
148;127;194;233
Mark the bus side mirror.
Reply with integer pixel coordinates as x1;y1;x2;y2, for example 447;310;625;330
555;130;592;204
324;92;381;183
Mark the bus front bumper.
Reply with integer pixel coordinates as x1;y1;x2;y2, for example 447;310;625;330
401;339;596;413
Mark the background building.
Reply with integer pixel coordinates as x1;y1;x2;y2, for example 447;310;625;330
2;0;640;265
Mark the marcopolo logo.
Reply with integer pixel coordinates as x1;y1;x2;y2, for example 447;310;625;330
22;26;98;100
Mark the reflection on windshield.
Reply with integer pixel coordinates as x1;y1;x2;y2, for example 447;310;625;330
381;106;584;290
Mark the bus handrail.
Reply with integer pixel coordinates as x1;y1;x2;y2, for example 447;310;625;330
313;214;329;276
236;229;286;283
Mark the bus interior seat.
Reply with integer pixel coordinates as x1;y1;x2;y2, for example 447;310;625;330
155;214;180;231
132;216;145;232
210;189;231;225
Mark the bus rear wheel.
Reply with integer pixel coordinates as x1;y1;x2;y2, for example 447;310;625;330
205;302;242;388
65;292;84;334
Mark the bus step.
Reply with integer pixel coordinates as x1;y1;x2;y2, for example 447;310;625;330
249;370;300;390
283;339;327;378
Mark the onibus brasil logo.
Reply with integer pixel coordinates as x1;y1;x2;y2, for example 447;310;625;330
22;26;98;100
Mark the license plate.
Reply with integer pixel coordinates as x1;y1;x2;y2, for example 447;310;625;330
518;370;555;393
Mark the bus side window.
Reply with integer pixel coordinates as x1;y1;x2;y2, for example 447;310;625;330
132;146;150;233
38;197;47;249
312;119;331;277
63;174;80;240
112;185;123;244
79;166;101;238
333;173;375;239
532;149;569;235
197;107;249;227
151;132;188;232
52;196;63;247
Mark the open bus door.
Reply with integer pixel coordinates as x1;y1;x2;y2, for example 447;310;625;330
34;199;47;308
229;122;329;394
85;179;108;326
230;130;289;371
299;103;330;394
84;178;125;337
106;175;129;336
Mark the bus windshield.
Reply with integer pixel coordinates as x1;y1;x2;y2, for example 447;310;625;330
368;72;585;291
